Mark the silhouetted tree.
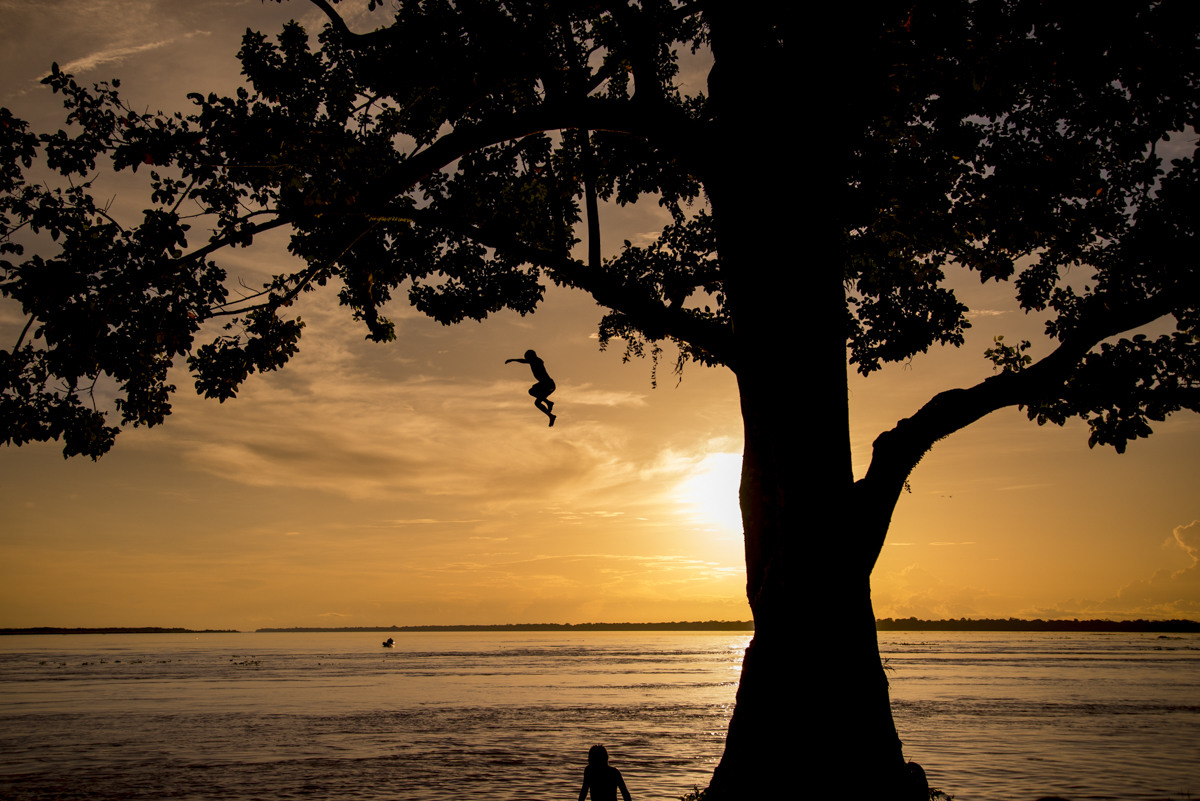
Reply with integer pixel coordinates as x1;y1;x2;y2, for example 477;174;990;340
2;1;1197;796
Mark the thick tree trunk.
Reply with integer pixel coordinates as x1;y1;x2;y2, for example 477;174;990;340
703;190;911;795
702;4;914;797
708;579;907;798
705;374;910;798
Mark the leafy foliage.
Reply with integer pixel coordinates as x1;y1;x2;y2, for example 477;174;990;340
846;2;1199;378
1;0;1197;461
984;335;1033;374
1027;330;1200;452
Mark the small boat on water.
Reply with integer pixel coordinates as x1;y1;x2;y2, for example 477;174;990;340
382;637;395;648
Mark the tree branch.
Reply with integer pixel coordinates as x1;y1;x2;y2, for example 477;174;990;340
166;217;292;274
10;315;35;355
580;130;602;271
303;0;392;45
210;219;378;317
854;285;1185;558
381;98;707;198
604;1;666;107
390;206;733;364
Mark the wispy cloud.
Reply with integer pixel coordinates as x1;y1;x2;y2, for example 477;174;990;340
1075;520;1200;618
380;519;484;526
136;282;724;532
872;564;999;619
52;31;211;79
629;230;663;247
558;385;647;407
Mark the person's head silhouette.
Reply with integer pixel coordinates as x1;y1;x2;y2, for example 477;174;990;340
579;744;629;801
525;349;538;361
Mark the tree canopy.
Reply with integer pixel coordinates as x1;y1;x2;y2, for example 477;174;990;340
2;0;1198;795
1;2;1196;461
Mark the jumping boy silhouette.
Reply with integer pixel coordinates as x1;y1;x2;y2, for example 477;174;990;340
505;349;556;426
578;744;631;801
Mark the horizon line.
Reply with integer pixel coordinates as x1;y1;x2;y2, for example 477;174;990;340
4;617;1199;635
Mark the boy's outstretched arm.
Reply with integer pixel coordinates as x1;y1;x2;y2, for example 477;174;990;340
504;358;528;364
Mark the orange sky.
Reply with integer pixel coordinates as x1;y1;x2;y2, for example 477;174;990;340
2;1;1197;630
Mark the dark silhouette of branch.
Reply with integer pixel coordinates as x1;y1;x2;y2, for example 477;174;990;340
387;206;733;364
581;129;602;271
209;219;379;318
382;99;706;196
603;1;667;108
10;315;35;355
303;0;392;45
166;217;291;273
856;286;1186;557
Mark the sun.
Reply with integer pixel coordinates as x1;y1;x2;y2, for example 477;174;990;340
675;452;743;534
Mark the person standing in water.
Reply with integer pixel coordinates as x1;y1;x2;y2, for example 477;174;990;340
505;349;556;427
578;744;631;801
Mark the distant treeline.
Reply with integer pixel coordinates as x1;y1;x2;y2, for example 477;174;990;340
875;617;1200;632
11;619;1196;635
257;621;756;632
0;627;239;636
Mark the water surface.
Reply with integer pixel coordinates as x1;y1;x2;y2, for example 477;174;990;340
1;630;1197;799
0;632;742;800
886;631;1200;800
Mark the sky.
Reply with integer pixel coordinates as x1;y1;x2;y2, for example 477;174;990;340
1;0;1197;630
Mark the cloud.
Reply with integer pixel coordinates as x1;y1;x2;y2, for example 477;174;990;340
558;385;647;407
381;519;483;526
137;302;574;500
55;39;173;77
131;280;723;534
1025;521;1200;620
872;564;999;619
46;29;212;80
629;230;663;247
413;551;741;595
1085;521;1200;616
1175;520;1200;560
965;308;1010;317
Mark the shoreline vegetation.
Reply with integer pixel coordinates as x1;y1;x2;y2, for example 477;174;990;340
875;617;1200;632
256;621;757;632
0;627;238;635
3;619;1198;635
